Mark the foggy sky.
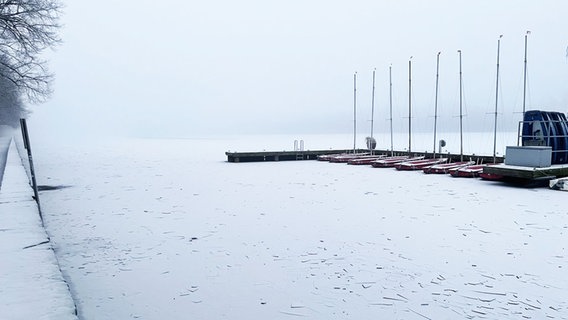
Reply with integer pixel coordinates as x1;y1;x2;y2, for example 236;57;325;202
30;0;568;138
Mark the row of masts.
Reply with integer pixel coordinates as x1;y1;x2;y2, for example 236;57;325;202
353;32;531;162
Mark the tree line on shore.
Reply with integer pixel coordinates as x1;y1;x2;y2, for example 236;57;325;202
0;0;61;127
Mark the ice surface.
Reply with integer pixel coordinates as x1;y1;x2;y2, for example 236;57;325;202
31;134;568;319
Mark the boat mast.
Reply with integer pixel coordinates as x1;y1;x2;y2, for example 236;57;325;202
522;31;530;117
458;50;464;162
370;68;376;151
389;65;394;156
493;35;503;164
353;72;357;153
408;57;412;154
519;31;530;146
433;52;441;158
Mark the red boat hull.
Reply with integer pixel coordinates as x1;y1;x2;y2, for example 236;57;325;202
479;172;504;181
317;154;343;161
423;161;475;174
450;165;485;177
347;155;385;165
329;153;370;163
395;158;448;171
371;156;420;168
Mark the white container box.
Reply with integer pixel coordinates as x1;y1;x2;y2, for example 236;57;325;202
505;146;552;167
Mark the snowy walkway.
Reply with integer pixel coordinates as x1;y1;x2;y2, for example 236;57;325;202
0;137;77;320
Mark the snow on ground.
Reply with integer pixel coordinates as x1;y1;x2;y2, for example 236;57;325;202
0;134;78;320
32;134;568;319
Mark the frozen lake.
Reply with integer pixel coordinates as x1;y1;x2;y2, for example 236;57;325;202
33;134;568;319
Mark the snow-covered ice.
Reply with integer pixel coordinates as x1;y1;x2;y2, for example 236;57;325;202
29;134;568;319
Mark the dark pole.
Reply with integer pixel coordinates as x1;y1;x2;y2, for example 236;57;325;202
19;119;42;220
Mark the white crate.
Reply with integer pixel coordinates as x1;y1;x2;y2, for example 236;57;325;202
505;146;552;167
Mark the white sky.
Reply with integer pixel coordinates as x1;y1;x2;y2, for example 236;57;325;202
31;0;568;138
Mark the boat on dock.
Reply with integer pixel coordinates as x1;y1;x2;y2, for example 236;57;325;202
329;153;371;163
479;172;504;181
317;153;344;161
450;164;486;177
347;155;385;165
372;156;422;168
395;158;448;171
453;36;506;178
423;161;475;174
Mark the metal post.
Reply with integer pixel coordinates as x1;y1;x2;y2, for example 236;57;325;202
19;118;41;219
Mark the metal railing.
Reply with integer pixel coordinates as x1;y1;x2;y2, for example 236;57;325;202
517;119;568;164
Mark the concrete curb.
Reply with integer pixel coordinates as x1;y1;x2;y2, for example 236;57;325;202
0;138;78;320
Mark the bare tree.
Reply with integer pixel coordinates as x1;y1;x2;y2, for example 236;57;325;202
0;0;62;103
0;56;25;126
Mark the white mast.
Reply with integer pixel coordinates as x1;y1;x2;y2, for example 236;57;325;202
433;52;441;158
408;57;412;154
458;50;464;162
370;68;376;151
522;31;530;117
353;72;357;153
493;35;503;163
389;65;394;156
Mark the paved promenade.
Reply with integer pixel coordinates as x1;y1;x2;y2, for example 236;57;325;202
0;134;77;320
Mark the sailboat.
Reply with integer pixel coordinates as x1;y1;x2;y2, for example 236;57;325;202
328;152;371;163
372;155;423;168
320;72;366;162
427;50;475;174
425;160;474;174
348;154;385;165
395;157;448;170
480;33;532;180
371;61;414;166
454;36;504;178
354;68;384;165
450;162;489;177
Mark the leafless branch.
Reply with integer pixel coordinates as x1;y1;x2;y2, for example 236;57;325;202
0;0;61;102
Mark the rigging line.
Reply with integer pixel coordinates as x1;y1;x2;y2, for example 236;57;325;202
461;67;469;118
460;69;474;155
511;71;524;114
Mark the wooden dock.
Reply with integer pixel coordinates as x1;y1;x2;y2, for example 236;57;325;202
226;149;356;163
484;163;568;180
225;148;568;186
226;149;504;164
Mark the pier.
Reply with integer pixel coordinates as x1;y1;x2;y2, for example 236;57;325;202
226;149;504;164
226;149;355;163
